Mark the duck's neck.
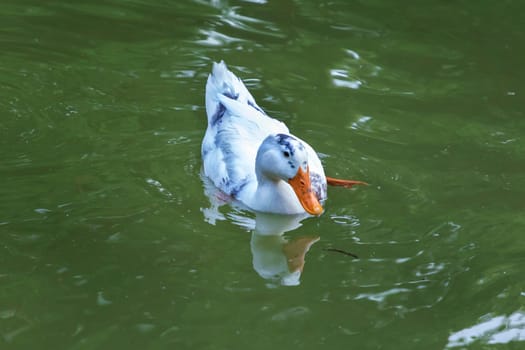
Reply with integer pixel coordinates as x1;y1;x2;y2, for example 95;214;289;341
254;176;304;215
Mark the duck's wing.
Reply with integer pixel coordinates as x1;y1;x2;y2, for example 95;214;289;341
203;61;288;196
202;113;264;196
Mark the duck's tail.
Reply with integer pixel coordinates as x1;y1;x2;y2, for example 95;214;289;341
205;60;259;126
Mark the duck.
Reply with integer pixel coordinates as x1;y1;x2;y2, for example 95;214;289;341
202;60;366;215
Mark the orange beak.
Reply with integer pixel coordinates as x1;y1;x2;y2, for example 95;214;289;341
288;166;323;215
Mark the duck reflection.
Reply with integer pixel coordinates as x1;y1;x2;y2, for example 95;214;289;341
250;213;319;286
201;173;319;286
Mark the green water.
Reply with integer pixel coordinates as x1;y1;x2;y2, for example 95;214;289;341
2;0;525;349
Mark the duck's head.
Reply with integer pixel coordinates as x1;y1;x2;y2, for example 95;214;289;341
256;134;323;215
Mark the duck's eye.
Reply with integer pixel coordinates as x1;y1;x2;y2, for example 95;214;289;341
283;151;290;158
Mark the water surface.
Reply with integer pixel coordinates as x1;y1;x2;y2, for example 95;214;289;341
1;0;525;349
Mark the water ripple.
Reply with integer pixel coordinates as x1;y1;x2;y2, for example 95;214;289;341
196;29;245;47
447;311;525;347
200;0;285;42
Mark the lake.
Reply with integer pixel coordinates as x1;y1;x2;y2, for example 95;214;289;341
1;0;524;349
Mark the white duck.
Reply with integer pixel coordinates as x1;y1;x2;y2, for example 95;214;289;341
202;61;365;215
